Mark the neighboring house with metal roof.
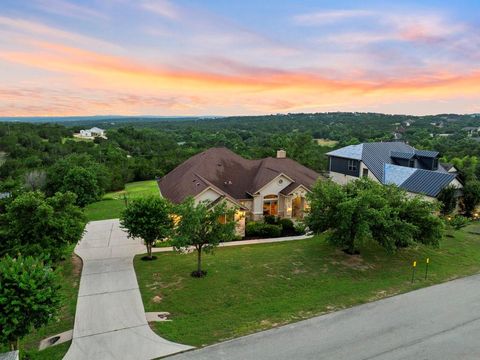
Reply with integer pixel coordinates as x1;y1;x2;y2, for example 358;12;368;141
158;148;323;236
441;163;458;174
326;142;462;200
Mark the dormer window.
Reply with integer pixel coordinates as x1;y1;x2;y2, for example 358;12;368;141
348;160;358;171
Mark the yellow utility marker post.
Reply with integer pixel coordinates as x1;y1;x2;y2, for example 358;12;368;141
425;258;430;280
411;261;417;283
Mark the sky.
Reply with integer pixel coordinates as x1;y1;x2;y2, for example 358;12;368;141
1;0;480;117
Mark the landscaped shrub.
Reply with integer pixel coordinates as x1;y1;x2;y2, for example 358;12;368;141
293;221;307;235
263;215;278;225
153;239;172;248
448;215;470;230
278;218;295;233
246;222;282;238
278;219;295;231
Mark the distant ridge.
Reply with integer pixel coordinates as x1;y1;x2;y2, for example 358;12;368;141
0;115;223;123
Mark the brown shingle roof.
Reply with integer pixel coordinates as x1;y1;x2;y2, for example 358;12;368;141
158;147;322;204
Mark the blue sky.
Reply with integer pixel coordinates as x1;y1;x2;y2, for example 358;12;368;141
1;0;479;116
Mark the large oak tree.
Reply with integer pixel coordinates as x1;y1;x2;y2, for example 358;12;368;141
306;178;444;254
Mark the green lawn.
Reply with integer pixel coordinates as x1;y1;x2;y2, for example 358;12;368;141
84;180;159;221
315;138;339;147
134;223;480;347
0;245;82;359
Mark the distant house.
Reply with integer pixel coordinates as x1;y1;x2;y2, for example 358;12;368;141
158;148;322;236
326;142;462;200
462;127;480;137
78;127;106;138
430;121;444;128
441;163;458;174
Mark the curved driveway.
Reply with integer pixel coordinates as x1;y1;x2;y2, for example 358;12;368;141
63;219;192;360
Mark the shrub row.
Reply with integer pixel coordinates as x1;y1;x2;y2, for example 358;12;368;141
246;222;282;238
246;217;306;238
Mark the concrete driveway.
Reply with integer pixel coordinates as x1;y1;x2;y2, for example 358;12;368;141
168;274;480;360
63;219;192;360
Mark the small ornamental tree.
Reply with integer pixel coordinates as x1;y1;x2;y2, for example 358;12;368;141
460;180;480;217
0;191;85;262
120;196;173;260
172;198;236;277
0;255;61;351
437;185;457;215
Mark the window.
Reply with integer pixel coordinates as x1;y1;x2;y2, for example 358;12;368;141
347;160;358;171
433;158;439;170
409;159;415;168
362;168;369;177
263;195;278;216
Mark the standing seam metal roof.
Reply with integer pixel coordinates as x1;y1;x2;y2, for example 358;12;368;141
399;170;455;197
327;142;457;197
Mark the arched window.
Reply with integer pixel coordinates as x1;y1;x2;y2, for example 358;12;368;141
292;196;305;219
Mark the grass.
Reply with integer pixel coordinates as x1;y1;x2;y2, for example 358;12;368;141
0;245;82;359
62;136;94;144
134;223;480;347
84;180;159;221
315;138;339;147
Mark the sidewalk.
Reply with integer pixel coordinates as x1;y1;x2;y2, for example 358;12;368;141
152;234;313;253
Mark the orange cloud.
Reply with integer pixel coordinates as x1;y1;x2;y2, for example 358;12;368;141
1;37;480;116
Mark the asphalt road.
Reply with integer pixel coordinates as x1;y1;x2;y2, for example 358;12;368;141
168;274;480;360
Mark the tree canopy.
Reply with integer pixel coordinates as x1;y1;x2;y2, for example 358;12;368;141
0;191;85;262
460;180;480;217
306;178;444;254
0;255;61;351
120;196;173;259
437;186;458;215
172;198;237;277
1;113;479;201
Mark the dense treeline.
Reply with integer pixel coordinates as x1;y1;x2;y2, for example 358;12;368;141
1;112;480;208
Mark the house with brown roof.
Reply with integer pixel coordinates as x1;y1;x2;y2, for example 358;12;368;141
158;148;322;236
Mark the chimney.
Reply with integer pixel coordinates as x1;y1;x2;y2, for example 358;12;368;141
276;149;286;159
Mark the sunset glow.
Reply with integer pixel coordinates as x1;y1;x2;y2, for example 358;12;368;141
1;1;480;116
